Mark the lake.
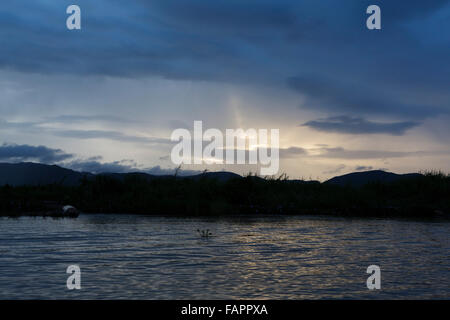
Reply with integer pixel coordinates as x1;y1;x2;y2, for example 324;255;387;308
0;214;448;299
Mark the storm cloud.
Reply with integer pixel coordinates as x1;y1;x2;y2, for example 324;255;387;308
0;1;448;120
0;1;449;178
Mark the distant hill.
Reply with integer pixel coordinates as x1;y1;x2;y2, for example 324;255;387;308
0;163;243;186
0;162;92;186
188;171;242;182
100;171;242;183
325;170;422;187
99;172;167;182
0;163;424;188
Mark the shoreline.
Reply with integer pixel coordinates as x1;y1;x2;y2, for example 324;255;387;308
2;207;449;220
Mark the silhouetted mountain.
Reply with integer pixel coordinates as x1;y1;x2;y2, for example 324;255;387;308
0;163;424;188
0;162;93;186
0;163;243;186
99;171;242;183
188;171;242;182
289;179;321;185
325;170;422;187
99;172;167;182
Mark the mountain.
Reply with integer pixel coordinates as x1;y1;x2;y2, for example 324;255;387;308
0;163;243;186
325;170;422;187
188;171;242;182
0;162;92;186
98;172;165;182
100;171;242;183
0;163;423;188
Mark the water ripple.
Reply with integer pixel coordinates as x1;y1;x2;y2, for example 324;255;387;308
0;214;449;299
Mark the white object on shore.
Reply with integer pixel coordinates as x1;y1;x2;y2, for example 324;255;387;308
62;205;79;216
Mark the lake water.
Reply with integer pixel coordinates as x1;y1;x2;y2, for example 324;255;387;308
0;214;448;299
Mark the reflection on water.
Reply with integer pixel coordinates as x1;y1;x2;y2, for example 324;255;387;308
0;214;448;299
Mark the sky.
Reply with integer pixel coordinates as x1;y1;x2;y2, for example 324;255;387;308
0;0;449;180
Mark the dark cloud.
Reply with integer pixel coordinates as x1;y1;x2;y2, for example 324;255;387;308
355;165;374;171
66;159;201;176
302;116;420;135
150;0;297;33
1;1;448;82
288;76;446;118
65;159;139;173
374;0;449;20
0;0;449;131
0;143;74;163
279;146;308;158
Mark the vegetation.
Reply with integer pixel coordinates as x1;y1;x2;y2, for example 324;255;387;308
0;171;449;218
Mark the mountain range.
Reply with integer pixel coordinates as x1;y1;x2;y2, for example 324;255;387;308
325;170;422;187
0;162;241;186
0;162;421;187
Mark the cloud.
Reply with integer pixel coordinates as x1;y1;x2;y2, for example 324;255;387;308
0;142;202;175
0;143;74;163
301;116;420;135
168;119;191;130
150;0;297;33
1;1;448;86
315;147;427;160
0;0;449;179
288;76;446;119
0;1;448;126
375;0;449;21
213;144;443;161
355;165;374;171
279;146;307;158
323;164;346;175
52;129;173;145
0;118;173;146
0;143;141;173
206;146;307;162
65;158;139;174
46;114;139;124
66;159;202;176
